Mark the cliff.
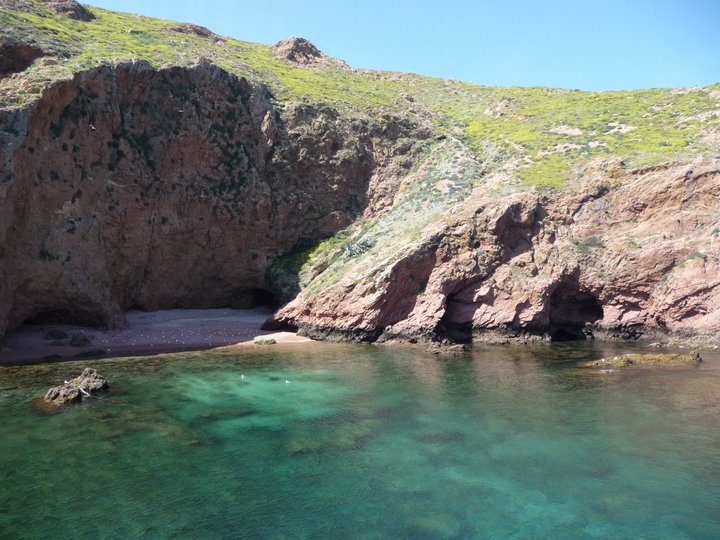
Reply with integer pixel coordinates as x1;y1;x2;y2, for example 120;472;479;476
1;1;719;345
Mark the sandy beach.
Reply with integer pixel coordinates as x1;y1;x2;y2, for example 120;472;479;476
0;307;312;366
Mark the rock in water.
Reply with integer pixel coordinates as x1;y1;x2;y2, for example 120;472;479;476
580;351;702;368
71;367;109;392
43;368;109;406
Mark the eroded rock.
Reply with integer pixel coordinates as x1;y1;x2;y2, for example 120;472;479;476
272;37;325;65
0;39;47;79
37;0;95;21
43;368;109;405
1;20;718;349
168;23;214;38
0;60;427;336
271;159;720;346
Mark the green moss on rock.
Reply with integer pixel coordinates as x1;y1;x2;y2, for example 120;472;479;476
580;352;702;368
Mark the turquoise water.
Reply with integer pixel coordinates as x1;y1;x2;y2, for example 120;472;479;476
1;342;719;539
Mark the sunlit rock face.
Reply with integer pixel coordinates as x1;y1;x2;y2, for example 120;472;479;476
270;158;720;345
0;60;427;333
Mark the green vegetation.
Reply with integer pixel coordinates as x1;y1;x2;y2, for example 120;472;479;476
575;235;606;256
253;338;277;345
1;0;718;192
0;3;404;108
288;140;486;295
411;78;719;186
266;232;352;302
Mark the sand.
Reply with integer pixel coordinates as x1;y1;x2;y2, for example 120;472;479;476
219;331;315;349
0;307;312;366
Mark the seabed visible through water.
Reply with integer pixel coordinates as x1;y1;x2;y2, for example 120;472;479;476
1;341;719;539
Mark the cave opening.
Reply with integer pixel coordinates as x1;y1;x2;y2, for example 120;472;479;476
23;308;103;328
434;293;474;343
547;280;603;341
230;288;277;309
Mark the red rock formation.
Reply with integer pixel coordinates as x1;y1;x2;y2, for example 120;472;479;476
168;24;215;38
272;37;326;65
1;54;718;347
270;158;720;345
0;39;47;80
36;0;95;21
0;60;427;334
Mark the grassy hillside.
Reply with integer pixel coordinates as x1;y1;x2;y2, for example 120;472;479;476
2;1;719;190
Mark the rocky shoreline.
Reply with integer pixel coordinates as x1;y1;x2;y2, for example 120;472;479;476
273;319;720;349
2;306;719;366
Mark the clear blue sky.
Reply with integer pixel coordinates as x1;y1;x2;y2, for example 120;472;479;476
86;0;719;91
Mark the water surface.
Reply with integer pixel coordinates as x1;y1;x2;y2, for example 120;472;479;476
1;342;718;538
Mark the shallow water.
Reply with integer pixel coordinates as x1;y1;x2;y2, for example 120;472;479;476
1;342;719;539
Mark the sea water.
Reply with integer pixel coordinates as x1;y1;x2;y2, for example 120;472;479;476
0;342;718;539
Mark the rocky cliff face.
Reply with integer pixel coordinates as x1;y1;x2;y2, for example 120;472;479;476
0;60;428;334
1;1;719;346
268;157;720;345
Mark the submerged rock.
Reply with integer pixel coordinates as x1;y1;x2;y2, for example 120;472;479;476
43;368;109;406
580;351;702;368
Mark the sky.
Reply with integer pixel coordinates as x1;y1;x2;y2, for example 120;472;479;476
85;0;719;91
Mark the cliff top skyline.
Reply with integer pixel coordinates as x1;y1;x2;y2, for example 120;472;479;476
85;0;720;91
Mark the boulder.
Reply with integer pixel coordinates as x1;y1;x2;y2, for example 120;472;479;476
168;23;214;38
43;383;82;405
43;368;109;406
37;0;96;21
272;37;325;64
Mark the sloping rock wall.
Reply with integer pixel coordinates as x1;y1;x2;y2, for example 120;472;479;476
0;60;427;334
